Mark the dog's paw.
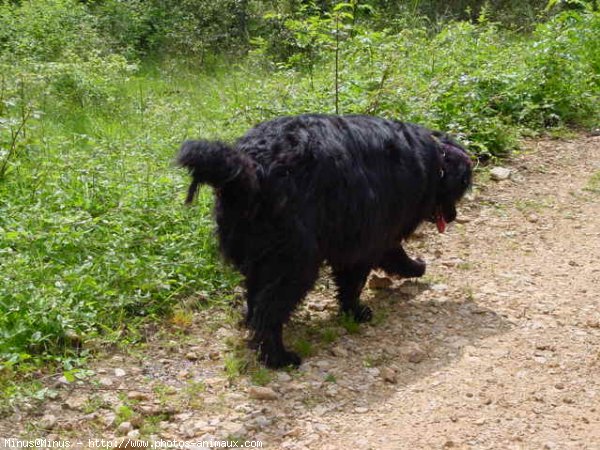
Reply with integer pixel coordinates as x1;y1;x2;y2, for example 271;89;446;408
261;349;301;369
354;304;373;323
410;258;426;277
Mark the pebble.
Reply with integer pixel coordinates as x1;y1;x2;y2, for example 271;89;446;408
127;391;151;401
368;274;393;289
177;370;191;380
250;416;271;430
399;282;420;295
114;368;127;377
314;360;331;368
354;406;369;413
117;421;133;435
277;372;292;382
490;167;511;181
99;377;114;387
219;421;246;438
127;430;141;439
64;396;87;410
400;344;427;364
307;301;327;311
100;413;117;428
39;414;57;429
185;352;200;361
331;346;349;358
381;367;397;384
431;283;448;292
248;386;279;401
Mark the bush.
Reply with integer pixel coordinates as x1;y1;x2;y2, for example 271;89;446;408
0;0;102;62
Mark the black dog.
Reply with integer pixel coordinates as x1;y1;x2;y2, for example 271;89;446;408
177;114;472;368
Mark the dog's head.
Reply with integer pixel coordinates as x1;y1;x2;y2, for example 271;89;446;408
429;135;473;232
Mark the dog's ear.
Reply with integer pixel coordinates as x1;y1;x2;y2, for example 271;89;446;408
440;143;473;192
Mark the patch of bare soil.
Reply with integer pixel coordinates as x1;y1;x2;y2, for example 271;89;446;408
1;135;599;450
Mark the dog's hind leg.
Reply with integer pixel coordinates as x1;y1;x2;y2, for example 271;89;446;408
248;263;318;368
377;246;426;278
333;264;373;323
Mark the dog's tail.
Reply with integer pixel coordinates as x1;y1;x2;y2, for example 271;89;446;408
176;140;258;204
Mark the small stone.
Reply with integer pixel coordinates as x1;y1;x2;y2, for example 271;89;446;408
527;214;539;223
314;360;330;368
354;406;369;413
331;346;348;358
586;319;600;328
248;386;279;401
277;372;292;382
405;346;427;364
399;282;420;296
474;418;486;425
444;440;455;448
64;395;87;410
555;383;565;390
117;421;133;435
127;430;141;439
283;427;302;437
381;367;397;384
431;283;448;292
100;413;117;428
177;370;191;380
127;391;151;401
250;416;271;430
114;368;126;377
40;414;57;429
369;274;393;289
490;167;511;181
185;352;200;361
99;377;114;387
219;421;246;438
307;301;327;312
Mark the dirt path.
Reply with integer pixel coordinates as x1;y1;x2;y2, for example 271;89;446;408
2;135;599;449
318;137;600;449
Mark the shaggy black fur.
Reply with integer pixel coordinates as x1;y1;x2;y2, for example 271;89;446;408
177;114;472;368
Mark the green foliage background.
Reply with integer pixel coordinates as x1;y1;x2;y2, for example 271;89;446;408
0;0;599;375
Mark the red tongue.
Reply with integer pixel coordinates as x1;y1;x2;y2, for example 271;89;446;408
436;213;447;233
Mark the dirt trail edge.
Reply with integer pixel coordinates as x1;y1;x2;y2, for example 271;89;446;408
1;136;599;450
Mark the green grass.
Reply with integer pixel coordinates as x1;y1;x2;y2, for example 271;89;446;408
249;367;273;386
585;171;600;193
0;66;257;372
339;313;361;335
293;338;315;358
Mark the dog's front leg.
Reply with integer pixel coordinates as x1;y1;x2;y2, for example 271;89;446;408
377;246;426;278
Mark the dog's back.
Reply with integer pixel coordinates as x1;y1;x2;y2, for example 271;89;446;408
225;115;438;266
